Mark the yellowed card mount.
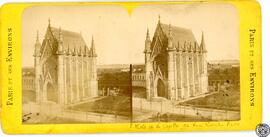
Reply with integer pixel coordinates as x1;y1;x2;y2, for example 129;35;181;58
0;0;261;134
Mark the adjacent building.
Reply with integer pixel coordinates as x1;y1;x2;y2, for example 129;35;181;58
208;60;240;92
22;68;35;92
132;64;146;88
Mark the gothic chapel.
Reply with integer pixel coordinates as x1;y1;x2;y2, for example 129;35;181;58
33;20;98;106
144;17;208;101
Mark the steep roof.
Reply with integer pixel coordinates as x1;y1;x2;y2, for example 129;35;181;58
160;23;198;47
50;27;89;51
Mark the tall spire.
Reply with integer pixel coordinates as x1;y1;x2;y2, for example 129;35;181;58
34;30;41;57
145;28;151;52
45;18;51;39
200;31;207;52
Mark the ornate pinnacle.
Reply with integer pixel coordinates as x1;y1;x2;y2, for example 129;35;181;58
36;31;40;43
73;47;77;56
200;31;207;52
146;28;150;40
84;46;88;56
91;35;97;57
34;30;41;57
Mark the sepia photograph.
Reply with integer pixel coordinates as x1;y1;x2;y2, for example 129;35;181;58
22;3;240;124
130;4;240;122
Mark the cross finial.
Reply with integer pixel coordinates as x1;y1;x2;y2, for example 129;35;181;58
48;18;51;26
158;14;161;23
146;28;150;39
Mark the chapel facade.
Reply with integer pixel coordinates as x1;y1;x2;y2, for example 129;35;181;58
144;18;208;101
33;20;98;106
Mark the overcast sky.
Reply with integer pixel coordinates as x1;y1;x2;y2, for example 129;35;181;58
22;3;239;67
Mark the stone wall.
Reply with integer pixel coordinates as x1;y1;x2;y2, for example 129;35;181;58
23;102;129;123
133;97;240;121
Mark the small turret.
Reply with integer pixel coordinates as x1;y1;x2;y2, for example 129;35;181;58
90;36;97;57
195;42;200;52
72;47;77;56
34;31;41;57
183;42;188;52
188;42;193;52
145;28;151;53
34;30;42;103
88;47;92;57
176;42;181;51
66;44;71;55
200;31;207;53
78;46;82;56
193;42;197;52
179;42;185;52
48;18;51;28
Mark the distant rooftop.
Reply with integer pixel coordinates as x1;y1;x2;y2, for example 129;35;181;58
97;64;130;69
208;60;239;65
97;64;146;73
